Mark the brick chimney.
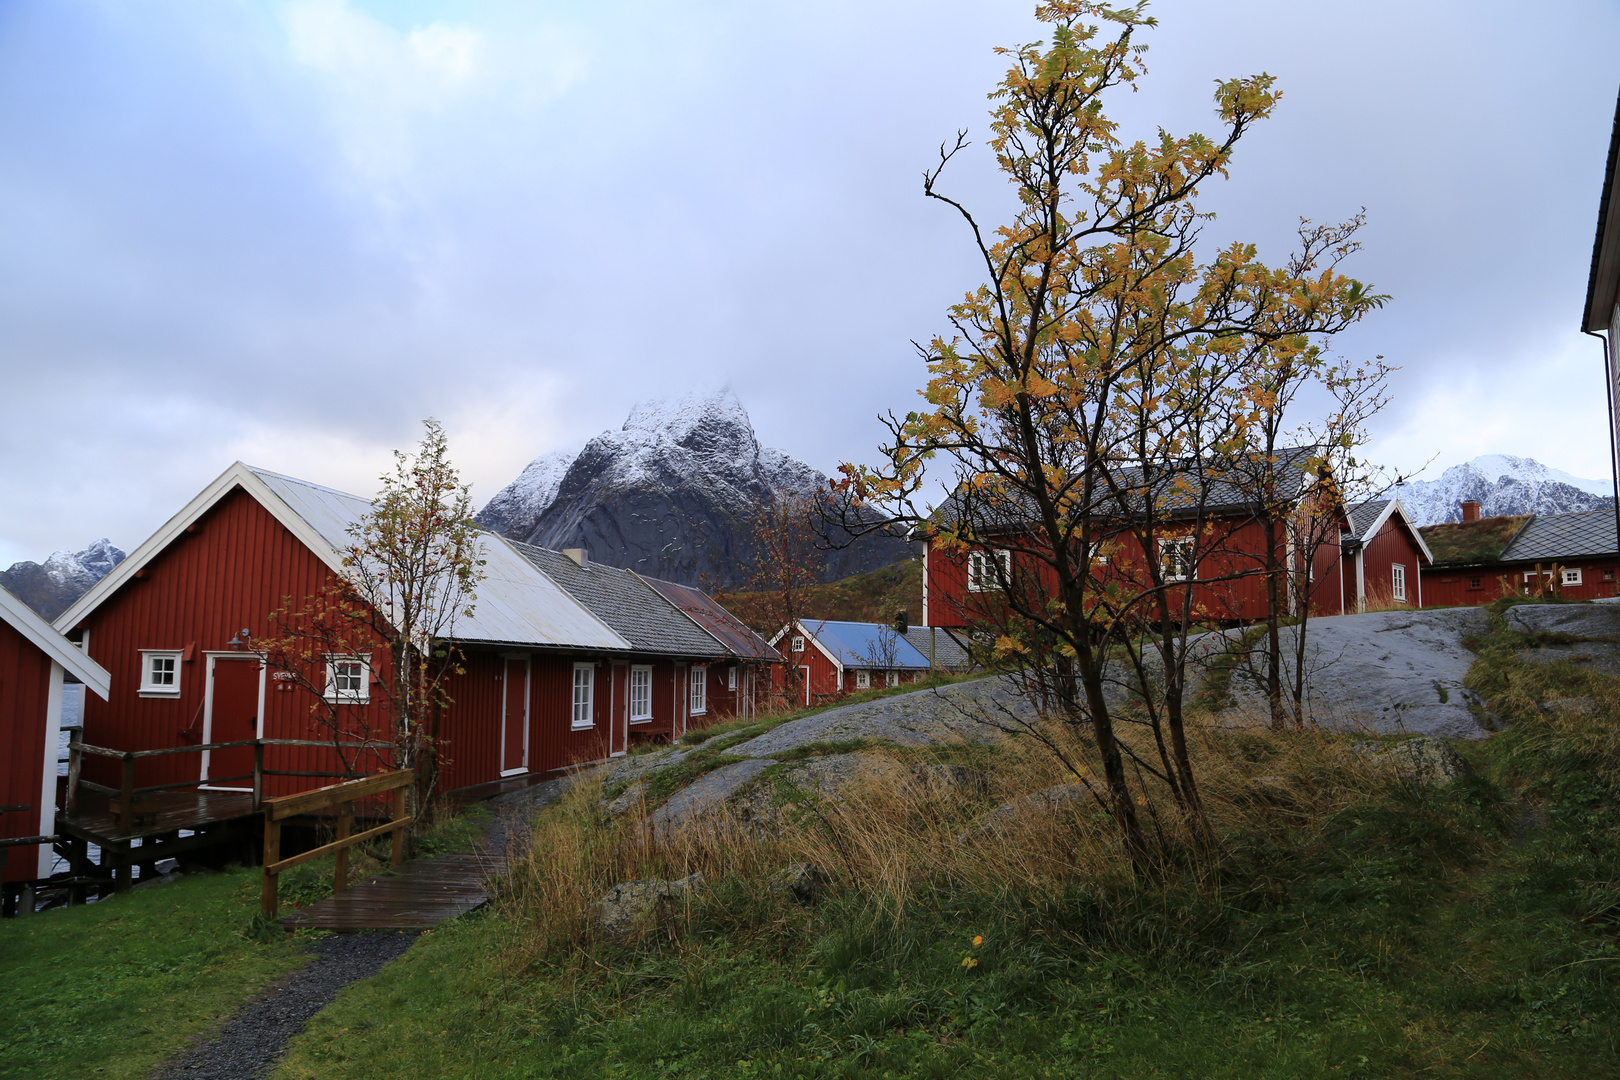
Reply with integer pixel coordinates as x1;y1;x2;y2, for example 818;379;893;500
1461;500;1481;522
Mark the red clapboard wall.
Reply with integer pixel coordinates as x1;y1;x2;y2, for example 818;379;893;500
1;617;56;883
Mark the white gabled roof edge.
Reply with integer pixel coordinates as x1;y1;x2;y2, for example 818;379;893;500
53;462;349;635
1357;497;1434;565
1;586;111;699
765;621;845;671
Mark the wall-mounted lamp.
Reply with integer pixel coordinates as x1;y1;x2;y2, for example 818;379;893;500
226;628;251;651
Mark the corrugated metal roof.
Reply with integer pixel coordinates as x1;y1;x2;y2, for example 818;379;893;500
638;575;780;660
902;626;973;670
250;469;629;651
802;620;931;670
1500;509;1619;563
513;545;720;656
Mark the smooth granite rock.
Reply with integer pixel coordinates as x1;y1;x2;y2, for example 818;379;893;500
1377;736;1474;786
645;758;778;836
726;678;1028;757
1505;604;1620;638
589;874;706;941
1219;607;1493;738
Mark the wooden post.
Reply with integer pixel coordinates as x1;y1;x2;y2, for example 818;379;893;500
68;837;87;906
333;800;351;895
391;785;407;868
18;882;34;918
113;841;132;892
119;754;135;833
252;741;264;810
66;730;83;815
260;813;280;919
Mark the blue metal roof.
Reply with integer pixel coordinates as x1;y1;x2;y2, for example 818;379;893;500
801;620;931;670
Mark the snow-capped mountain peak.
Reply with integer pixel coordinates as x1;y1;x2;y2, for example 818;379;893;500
1;538;126;619
475;449;577;539
1396;455;1614;526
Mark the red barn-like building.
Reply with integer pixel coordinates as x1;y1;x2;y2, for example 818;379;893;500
1;584;109;901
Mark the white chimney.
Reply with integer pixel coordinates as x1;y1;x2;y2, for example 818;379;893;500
562;548;588;566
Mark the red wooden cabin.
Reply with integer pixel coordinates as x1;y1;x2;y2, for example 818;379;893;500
768;620;932;707
52;463;767;806
1420;502;1620;606
923;474;1431;633
1;584;109;899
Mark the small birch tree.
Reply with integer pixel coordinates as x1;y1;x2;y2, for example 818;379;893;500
264;419;484;822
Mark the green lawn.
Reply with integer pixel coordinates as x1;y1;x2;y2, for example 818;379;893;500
0;866;308;1079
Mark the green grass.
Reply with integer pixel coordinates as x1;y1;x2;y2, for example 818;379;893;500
0;866;309;1080
269;607;1620;1078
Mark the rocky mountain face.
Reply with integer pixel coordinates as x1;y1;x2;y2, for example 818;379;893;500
477;389;911;587
1396;454;1615;526
1;538;126;620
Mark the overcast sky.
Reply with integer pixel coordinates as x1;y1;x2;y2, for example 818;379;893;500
2;0;1618;567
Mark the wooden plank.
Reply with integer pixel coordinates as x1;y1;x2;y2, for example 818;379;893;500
264;770;413;821
277;851;510;931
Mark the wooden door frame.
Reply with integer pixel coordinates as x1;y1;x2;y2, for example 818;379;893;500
200;651;266;791
499;653;530;777
609;661;628;758
800;665;811;708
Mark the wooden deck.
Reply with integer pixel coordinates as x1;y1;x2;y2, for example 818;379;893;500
57;788;257;845
278;851;509;930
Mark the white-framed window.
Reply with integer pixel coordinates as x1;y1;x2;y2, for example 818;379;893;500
727;665;737;691
324;655;370;703
967;549;1012;593
1392;564;1407;603
1523;570;1553;583
629;665;652;722
886;670;900;688
1562;567;1583;587
572;663;595;729
690;664;707;715
139;650;183;696
791;635;805;653
1157;538;1195;583
855;669;871;689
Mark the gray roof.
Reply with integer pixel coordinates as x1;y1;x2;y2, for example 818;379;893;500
513;543;722;656
1499;509;1618;564
932;446;1322;531
903;626;974;670
1347;500;1389;538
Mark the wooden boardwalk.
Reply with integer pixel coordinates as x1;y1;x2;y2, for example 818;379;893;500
278;850;510;931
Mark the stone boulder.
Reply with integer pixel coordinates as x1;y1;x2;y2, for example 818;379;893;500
769;862;829;906
1376;736;1474;786
589;873;706;941
645;758;778;837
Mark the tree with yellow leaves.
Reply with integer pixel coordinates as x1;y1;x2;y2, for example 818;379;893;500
837;2;1386;869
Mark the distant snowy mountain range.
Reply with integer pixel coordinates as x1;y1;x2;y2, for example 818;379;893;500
1;538;126;620
477;388;911;587
1395;454;1615;526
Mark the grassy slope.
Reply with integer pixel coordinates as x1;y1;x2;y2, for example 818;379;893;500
0;804;491;1080
0;867;308;1080
716;560;922;635
272;605;1620;1078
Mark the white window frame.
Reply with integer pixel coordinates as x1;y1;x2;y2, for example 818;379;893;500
139;650;183;697
571;662;595;729
1157;538;1195;583
886;670;900;688
1392;563;1407;603
967;549;1012;593
323;655;370;703
690;664;707;715
1562;567;1583;587
629;665;653;723
727;665;737;691
1523;570;1553;583
791;635;805;653
855;669;871;689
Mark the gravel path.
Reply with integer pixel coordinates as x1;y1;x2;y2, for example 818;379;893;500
155;930;418;1079
153;775;574;1079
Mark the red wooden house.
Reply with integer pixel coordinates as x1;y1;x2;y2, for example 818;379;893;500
922;460;1431;632
638;575;782;722
1420;503;1620;606
1;583;109;903
53;463;772;806
768;620;932;707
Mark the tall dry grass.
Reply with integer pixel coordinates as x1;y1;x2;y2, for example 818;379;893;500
500;709;1397;960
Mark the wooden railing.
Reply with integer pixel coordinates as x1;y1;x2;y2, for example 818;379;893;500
259;769;414;920
64;731;389;831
